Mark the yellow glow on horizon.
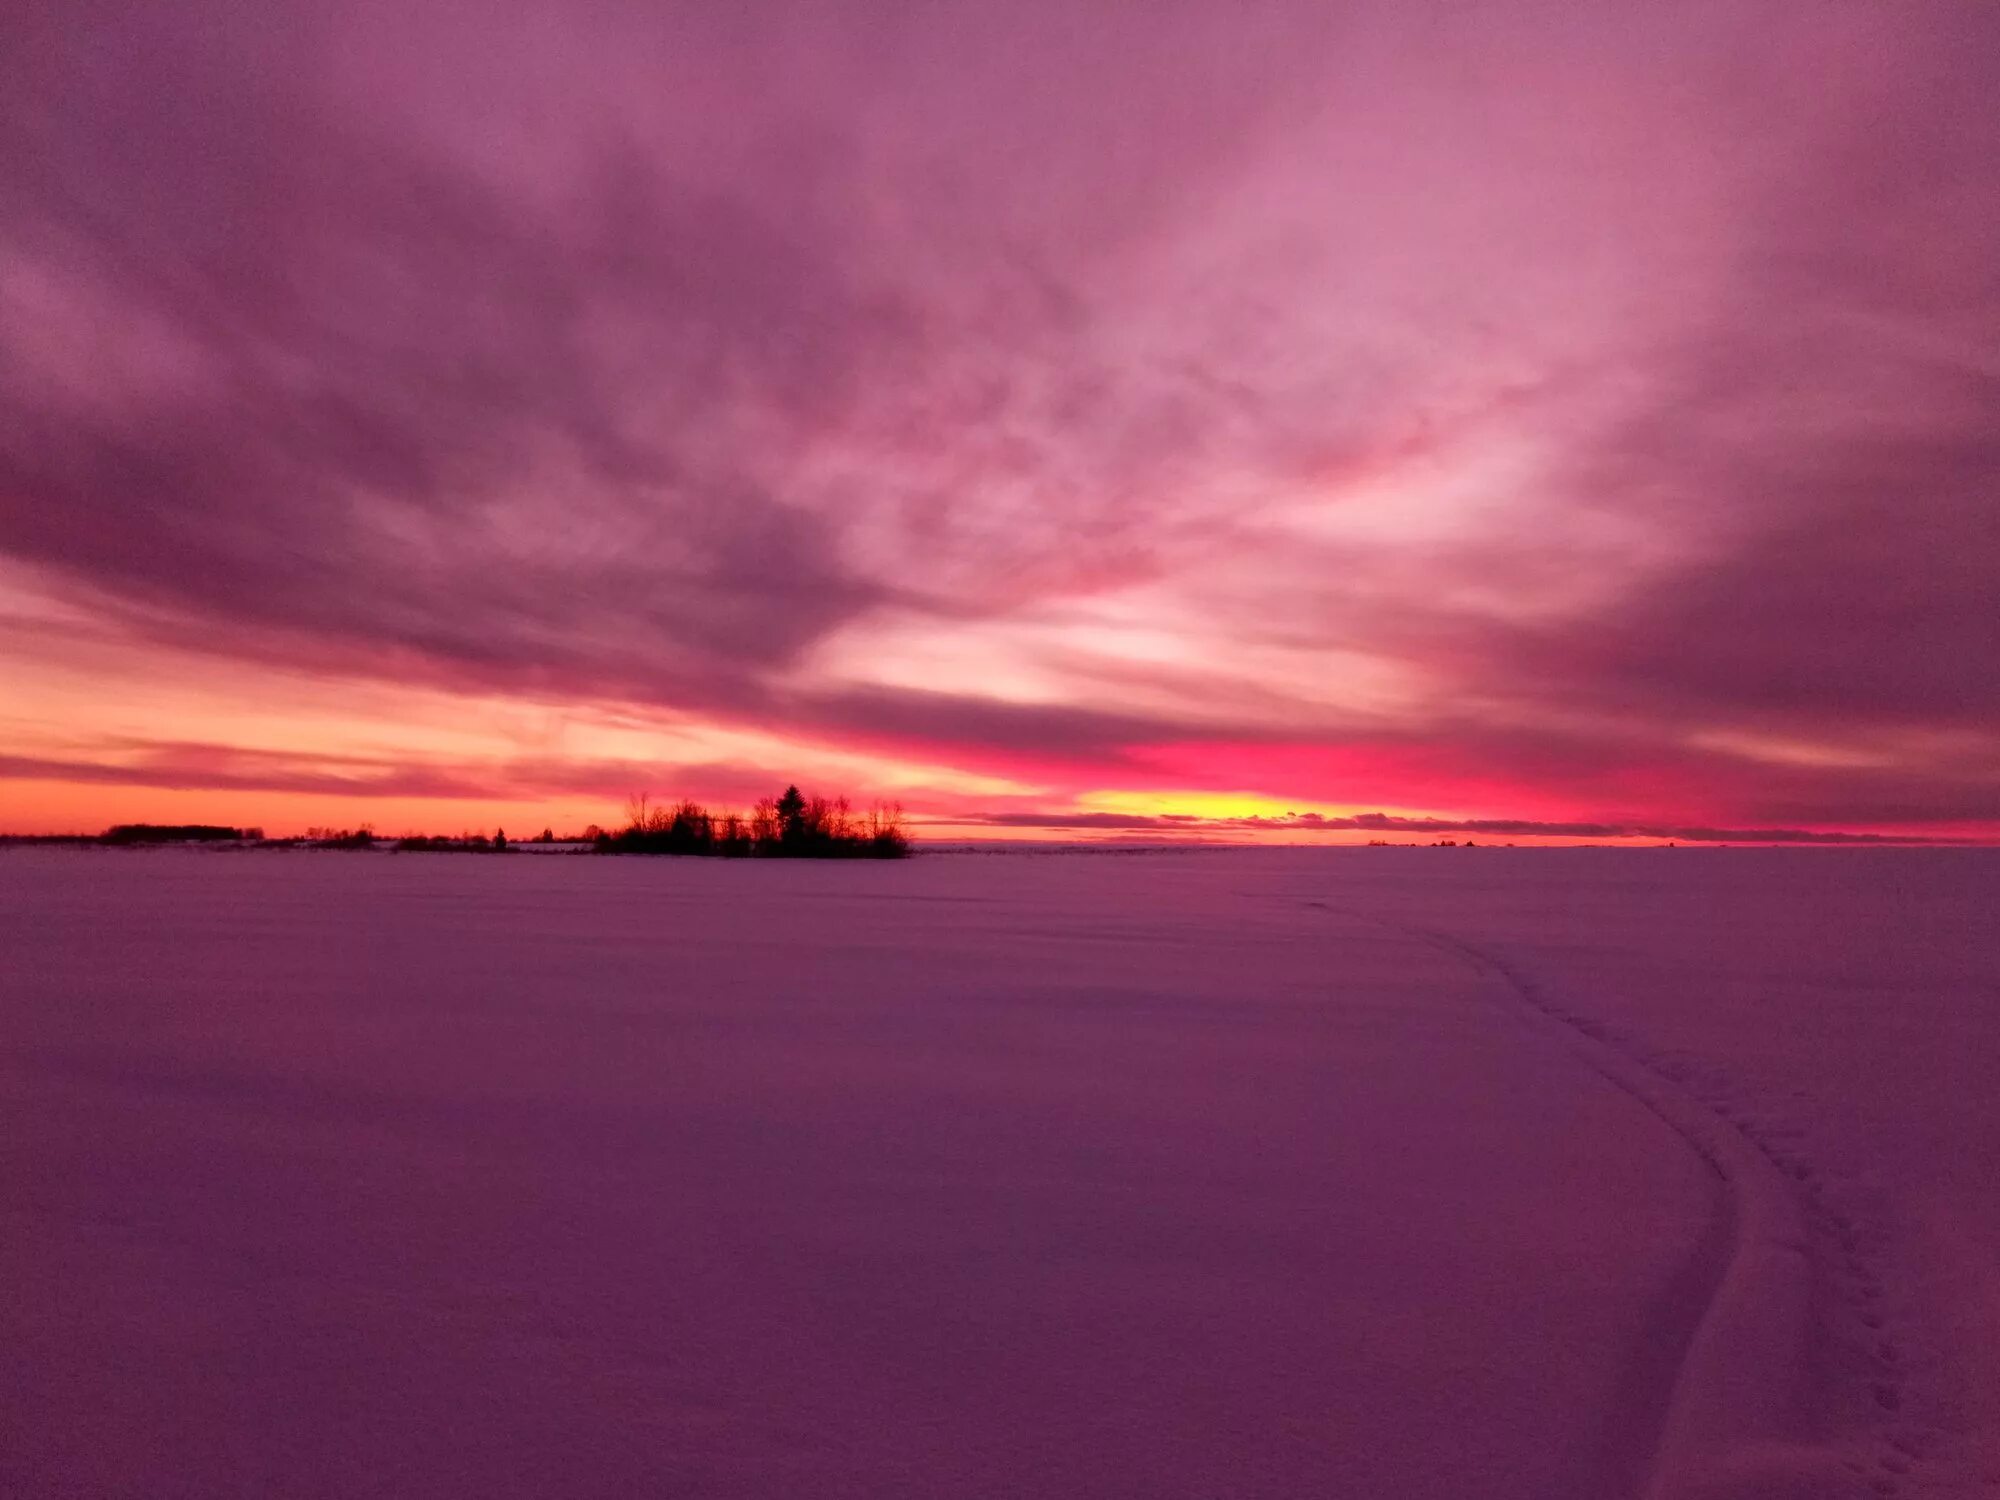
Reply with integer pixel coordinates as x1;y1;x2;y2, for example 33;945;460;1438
1077;789;1344;821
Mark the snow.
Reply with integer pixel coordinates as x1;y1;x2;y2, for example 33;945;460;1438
1;845;1994;1498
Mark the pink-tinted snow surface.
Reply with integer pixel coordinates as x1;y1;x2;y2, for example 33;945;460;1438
2;847;1995;1497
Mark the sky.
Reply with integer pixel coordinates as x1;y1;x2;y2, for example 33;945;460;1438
2;1;1997;843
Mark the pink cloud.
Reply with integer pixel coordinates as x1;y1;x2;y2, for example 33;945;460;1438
2;1;1996;836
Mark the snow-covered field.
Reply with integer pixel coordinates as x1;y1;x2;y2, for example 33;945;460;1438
2;846;1994;1498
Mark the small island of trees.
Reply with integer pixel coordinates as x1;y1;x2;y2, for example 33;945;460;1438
598;786;908;858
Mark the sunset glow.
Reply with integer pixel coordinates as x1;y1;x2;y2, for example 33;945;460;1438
3;2;1996;843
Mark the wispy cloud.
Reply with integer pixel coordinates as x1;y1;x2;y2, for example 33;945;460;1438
3;1;1997;835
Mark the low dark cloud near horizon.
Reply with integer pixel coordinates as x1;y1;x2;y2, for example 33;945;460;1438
951;810;1971;847
3;0;1997;829
0;737;1957;845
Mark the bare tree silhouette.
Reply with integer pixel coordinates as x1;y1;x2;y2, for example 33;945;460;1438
597;785;908;858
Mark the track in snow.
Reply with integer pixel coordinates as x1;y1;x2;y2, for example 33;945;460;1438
1404;926;1968;1500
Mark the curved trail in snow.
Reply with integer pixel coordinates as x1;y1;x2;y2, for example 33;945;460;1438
1401;926;1930;1500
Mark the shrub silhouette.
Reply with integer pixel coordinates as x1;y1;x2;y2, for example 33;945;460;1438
598;786;908;858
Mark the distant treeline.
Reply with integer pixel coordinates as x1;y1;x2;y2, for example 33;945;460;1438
102;824;261;844
58;787;910;859
600;786;909;858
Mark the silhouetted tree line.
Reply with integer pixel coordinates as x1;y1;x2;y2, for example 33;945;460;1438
599;786;909;858
65;799;906;858
306;825;377;849
394;832;511;852
102;824;254;844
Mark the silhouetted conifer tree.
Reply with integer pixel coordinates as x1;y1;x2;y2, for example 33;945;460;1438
776;785;806;842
